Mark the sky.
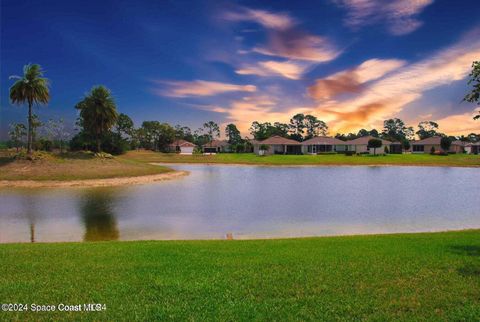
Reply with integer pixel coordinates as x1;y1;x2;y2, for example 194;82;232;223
1;0;480;139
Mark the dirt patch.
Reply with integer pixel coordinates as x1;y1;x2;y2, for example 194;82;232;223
0;170;189;188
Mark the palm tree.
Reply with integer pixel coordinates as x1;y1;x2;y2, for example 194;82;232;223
75;86;118;152
9;64;50;155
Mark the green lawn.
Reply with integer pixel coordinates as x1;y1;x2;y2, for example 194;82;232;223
125;150;480;167
1;230;479;321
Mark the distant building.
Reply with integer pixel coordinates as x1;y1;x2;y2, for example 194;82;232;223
301;136;348;154
410;136;465;153
167;139;196;155
344;136;397;154
465;142;480;154
252;135;302;155
202;140;230;154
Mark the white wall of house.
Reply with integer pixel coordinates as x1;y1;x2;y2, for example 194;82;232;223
369;147;384;155
351;144;384;153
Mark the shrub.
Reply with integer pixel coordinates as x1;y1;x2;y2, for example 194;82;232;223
70;132;93;151
384;146;389;154
430;146;436;154
101;133;130;155
34;139;53;152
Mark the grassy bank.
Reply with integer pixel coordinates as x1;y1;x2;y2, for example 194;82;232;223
125;150;480;167
0;150;172;181
0;230;479;321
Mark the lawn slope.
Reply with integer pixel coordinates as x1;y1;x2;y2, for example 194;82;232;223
125;150;480;167
0;150;172;181
1;230;479;321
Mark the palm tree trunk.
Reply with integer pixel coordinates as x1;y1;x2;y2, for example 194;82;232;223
30;223;35;243
27;102;33;155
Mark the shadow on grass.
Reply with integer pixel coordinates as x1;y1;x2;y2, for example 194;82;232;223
58;151;96;160
450;245;480;257
450;245;480;277
0;156;15;167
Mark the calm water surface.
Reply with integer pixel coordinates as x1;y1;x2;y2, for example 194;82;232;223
0;165;479;243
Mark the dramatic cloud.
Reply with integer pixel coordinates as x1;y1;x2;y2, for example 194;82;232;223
223;8;295;30
335;0;434;35
154;80;256;97
189;95;312;134
236;60;310;80
252;31;341;62
223;6;341;62
435;108;480;135
313;28;480;133
308;59;406;100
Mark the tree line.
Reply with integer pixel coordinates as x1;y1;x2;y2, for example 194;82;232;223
6;62;480;156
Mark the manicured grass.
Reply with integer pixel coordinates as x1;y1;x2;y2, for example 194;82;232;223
0;150;172;181
124;150;480;167
0;230;479;321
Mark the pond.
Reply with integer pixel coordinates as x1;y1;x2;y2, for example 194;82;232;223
0;165;479;243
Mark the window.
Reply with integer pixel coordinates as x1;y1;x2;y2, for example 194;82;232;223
413;145;424;152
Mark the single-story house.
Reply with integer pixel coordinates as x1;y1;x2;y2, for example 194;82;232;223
301;136;347;154
168;139;196;155
465;142;480;154
253;135;302;155
344;136;394;154
410;136;465;153
202;140;230;154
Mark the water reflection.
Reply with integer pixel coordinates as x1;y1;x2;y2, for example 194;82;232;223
1;165;479;243
79;189;119;241
22;195;38;243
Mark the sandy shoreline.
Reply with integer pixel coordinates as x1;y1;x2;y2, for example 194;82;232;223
0;170;189;188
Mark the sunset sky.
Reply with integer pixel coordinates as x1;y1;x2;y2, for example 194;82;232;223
1;0;480;138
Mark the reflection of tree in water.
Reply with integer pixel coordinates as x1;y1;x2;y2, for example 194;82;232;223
80;189;119;241
21;194;38;243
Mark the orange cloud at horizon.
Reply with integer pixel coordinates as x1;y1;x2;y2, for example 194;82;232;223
310;28;480;135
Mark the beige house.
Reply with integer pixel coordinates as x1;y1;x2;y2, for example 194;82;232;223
344;136;394;154
301;136;347;154
466;142;480;154
202;140;230;154
253;136;302;155
168;139;196;154
411;136;465;153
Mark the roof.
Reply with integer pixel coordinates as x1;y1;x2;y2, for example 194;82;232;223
411;136;464;146
169;139;196;148
258;135;301;145
302;136;346;145
466;142;480;146
345;136;391;145
452;140;466;146
202;140;229;147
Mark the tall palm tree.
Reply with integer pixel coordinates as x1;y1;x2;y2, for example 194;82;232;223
9;64;50;155
75;86;118;152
